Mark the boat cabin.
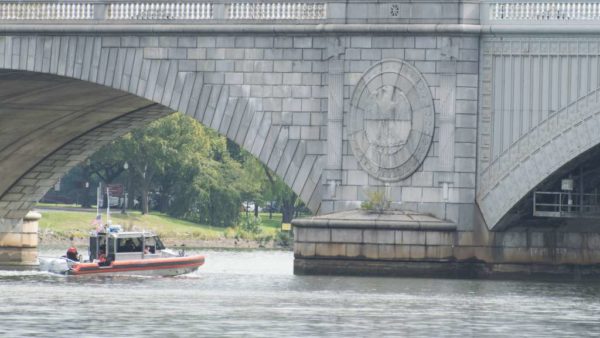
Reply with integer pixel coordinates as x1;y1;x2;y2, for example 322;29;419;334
89;226;166;263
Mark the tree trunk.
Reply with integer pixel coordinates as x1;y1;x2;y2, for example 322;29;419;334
141;187;149;215
159;190;169;213
254;202;259;218
262;164;275;220
81;166;92;208
281;196;295;223
126;181;134;209
81;186;91;208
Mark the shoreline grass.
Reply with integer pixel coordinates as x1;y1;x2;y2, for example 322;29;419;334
37;207;285;242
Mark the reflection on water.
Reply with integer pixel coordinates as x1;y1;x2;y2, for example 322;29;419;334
2;249;600;337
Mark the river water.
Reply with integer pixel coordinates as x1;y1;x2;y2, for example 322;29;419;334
1;249;600;337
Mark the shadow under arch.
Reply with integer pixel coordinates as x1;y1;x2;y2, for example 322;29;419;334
494;142;600;231
0;70;173;220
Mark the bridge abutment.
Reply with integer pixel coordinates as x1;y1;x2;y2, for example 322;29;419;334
0;211;40;268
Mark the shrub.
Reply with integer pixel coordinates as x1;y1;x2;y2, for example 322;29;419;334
361;189;390;214
275;230;293;247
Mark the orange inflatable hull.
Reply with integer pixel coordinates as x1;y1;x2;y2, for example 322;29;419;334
68;255;205;276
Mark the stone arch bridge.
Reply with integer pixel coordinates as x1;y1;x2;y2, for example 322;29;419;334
3;0;600;274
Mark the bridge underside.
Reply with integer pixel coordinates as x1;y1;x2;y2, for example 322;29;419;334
497;142;600;230
0;70;173;265
0;70;174;220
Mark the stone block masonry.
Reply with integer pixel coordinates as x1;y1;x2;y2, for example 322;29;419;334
294;210;600;280
0;31;478;228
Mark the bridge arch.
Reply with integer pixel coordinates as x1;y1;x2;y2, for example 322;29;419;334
478;86;600;230
0;34;325;223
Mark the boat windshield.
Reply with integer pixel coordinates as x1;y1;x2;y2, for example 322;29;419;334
143;236;165;252
155;236;165;250
117;237;143;253
89;234;110;260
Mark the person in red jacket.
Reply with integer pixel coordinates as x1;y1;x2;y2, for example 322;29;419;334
66;246;79;261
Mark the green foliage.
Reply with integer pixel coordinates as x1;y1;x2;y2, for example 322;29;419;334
47;112;309;228
205;186;241;226
275;230;293;247
240;214;262;234
361;189;391;214
86;113;243;226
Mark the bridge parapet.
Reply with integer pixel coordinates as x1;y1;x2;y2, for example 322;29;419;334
0;0;478;24
483;2;600;23
9;1;600;27
0;1;325;21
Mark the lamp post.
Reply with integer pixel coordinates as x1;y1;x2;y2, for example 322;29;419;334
82;158;92;208
121;161;129;214
84;181;89;208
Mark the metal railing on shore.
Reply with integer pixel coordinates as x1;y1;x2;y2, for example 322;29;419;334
533;191;600;218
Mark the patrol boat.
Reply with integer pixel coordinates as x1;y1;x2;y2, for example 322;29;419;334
44;225;204;276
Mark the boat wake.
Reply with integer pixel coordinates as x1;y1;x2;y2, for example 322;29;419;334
38;256;69;275
0;269;61;278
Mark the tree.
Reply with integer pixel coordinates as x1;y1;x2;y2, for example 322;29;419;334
151;113;213;213
260;164;298;223
240;156;268;218
87;143;128;208
118;113;217;215
167;127;243;226
43;112;305;227
88;146;127;185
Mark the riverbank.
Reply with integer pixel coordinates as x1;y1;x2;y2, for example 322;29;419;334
38;233;286;250
36;207;293;250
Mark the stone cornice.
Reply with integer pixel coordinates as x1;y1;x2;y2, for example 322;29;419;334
4;23;600;35
0;23;480;34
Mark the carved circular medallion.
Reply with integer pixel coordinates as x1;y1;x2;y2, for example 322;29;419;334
349;59;435;182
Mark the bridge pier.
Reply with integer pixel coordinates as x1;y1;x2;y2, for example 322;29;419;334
0;211;40;269
293;210;600;280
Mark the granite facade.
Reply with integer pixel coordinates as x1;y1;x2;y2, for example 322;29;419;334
0;33;479;228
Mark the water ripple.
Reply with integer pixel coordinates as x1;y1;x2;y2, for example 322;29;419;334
1;250;600;337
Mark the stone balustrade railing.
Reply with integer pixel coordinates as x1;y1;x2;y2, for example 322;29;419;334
0;3;94;20
0;1;327;21
8;1;600;26
108;3;212;20
227;3;325;20
489;2;600;21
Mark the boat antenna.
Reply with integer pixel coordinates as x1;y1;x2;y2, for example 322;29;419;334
106;186;111;225
96;184;101;218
